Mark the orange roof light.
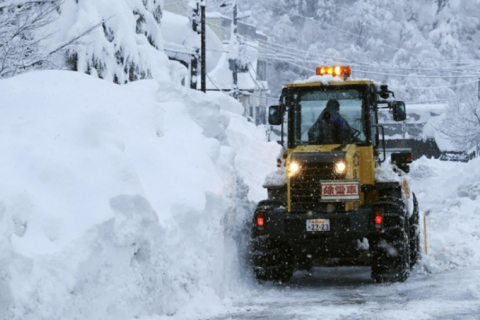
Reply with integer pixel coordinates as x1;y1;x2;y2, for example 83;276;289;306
316;66;352;79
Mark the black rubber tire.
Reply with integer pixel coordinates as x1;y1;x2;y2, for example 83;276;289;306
250;239;294;283
370;196;411;283
409;193;421;268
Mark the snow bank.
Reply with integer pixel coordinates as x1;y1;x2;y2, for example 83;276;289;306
374;156;480;272
410;157;480;274
0;70;280;319
263;168;287;188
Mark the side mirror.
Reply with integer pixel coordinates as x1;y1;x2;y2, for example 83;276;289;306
268;105;283;125
392;101;406;121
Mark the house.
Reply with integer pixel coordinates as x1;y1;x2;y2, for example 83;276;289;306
162;0;270;125
379;103;446;159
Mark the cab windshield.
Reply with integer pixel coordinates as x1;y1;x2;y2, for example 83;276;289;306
293;88;366;146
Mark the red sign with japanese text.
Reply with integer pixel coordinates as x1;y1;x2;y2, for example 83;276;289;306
320;180;360;201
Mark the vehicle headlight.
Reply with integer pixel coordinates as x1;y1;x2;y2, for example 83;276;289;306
334;161;347;174
288;162;300;176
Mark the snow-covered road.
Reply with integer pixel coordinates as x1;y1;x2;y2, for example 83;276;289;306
199;157;480;320
209;266;480;320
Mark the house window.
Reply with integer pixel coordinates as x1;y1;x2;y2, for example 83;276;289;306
256;60;267;81
256;106;267;125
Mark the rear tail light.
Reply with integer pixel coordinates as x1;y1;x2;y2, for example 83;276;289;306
257;214;264;227
375;209;383;232
256;211;265;228
256;211;265;235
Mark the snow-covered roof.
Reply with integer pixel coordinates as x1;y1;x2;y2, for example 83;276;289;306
207;40;265;91
162;11;224;73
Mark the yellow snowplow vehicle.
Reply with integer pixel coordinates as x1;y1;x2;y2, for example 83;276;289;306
249;66;420;283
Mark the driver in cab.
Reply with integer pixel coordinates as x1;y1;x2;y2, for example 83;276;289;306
308;99;353;145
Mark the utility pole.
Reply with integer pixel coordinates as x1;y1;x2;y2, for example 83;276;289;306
231;1;238;99
189;0;206;92
477;76;479;101
222;0;239;100
190;49;199;90
200;0;206;92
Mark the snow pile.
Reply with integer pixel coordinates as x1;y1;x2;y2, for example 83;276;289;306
457;176;480;200
374;161;401;183
0;70;280;320
263;168;287;188
410;157;480;273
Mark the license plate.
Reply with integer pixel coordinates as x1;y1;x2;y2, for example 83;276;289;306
320;180;360;201
306;219;330;232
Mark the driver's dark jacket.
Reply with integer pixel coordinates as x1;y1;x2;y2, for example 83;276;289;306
308;106;352;144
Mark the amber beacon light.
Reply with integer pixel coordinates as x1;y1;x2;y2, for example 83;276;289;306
316;66;351;79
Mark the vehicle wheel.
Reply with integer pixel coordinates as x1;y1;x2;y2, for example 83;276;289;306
250;238;294;283
409;193;421;268
370;196;411;283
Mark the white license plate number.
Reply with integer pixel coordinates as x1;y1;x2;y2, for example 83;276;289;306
306;219;330;232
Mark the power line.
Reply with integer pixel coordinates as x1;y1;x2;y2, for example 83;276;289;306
353;69;478;79
256;48;477;80
206;73;276;101
167;3;480;78
247;62;267;92
165;0;189;14
407;79;479;90
239;28;480;76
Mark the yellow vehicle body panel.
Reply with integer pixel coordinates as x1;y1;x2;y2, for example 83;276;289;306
286;144;377;212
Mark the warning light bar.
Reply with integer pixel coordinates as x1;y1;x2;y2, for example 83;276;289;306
316;66;351;79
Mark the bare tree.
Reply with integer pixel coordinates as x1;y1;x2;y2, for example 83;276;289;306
438;96;480;150
0;1;60;77
0;1;101;78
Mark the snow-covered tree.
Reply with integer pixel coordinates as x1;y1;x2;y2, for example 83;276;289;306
55;0;170;84
241;0;480;103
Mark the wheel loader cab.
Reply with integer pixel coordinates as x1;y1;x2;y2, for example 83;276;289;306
288;86;369;147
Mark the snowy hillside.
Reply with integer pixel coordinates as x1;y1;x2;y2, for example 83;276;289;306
241;0;480;103
0;70;280;320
